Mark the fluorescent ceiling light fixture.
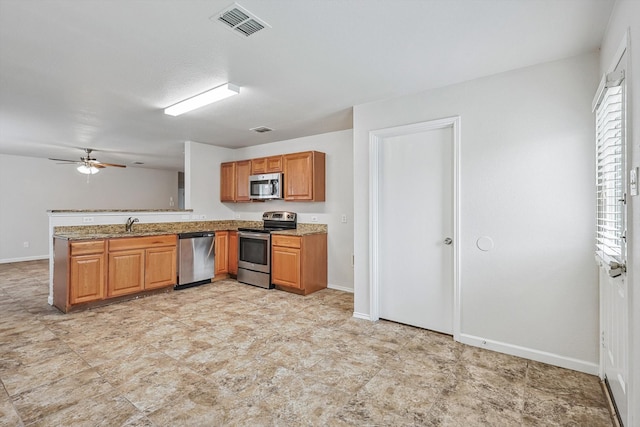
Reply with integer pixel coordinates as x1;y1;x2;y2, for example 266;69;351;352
164;83;240;116
77;164;100;175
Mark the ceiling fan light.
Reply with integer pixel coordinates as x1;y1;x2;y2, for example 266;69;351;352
77;165;100;175
164;83;240;116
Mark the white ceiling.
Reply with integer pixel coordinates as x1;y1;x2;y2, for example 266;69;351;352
0;0;614;171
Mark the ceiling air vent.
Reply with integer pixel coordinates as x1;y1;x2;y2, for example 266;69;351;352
251;126;273;133
213;3;270;37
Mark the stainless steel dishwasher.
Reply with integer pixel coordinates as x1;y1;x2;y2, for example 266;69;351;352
176;232;215;289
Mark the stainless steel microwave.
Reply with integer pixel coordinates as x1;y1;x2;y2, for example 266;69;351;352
249;173;283;200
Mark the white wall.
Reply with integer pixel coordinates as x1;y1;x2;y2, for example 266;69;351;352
599;1;640;424
187;130;354;291
184;140;235;220
0;153;178;263
354;52;600;373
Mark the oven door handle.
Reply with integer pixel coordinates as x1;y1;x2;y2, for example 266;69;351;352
239;232;270;240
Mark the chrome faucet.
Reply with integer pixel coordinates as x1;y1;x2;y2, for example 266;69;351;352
125;217;139;232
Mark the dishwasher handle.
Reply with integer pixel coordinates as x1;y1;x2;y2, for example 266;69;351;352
207;237;215;258
178;232;215;239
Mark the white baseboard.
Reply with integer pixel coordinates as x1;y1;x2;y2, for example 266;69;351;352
0;255;49;264
327;283;354;293
458;333;599;375
352;311;371;321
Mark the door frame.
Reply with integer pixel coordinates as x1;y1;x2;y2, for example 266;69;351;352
368;116;461;340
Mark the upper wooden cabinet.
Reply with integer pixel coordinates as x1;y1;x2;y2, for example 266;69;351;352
235;160;251;202
221;151;326;202
220;162;236;202
220;160;251;202
251;155;283;174
283;151;326;201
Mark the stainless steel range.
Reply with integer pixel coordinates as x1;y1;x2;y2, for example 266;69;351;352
237;211;297;289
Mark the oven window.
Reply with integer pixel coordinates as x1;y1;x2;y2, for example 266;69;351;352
240;237;268;265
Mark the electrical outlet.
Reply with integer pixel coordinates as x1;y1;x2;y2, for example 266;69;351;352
311;216;318;222
82;217;94;223
341;214;347;223
200;214;206;220
235;213;241;219
169;196;175;207
23;241;29;248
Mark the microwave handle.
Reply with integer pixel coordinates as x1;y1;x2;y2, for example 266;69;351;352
271;180;279;195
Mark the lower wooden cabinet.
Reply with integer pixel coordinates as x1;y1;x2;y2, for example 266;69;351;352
271;245;301;288
53;235;177;313
108;249;144;297
215;231;229;276
69;249;106;305
271;233;327;295
228;231;238;276
145;246;177;289
108;235;177;296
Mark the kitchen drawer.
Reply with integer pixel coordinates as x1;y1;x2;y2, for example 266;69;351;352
271;235;301;248
109;234;177;251
70;240;105;256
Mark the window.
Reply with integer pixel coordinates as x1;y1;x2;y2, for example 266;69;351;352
594;71;625;263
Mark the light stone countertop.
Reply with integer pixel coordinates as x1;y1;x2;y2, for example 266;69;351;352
53;221;327;240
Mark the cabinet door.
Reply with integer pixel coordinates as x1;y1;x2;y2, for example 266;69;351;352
271;246;301;288
70;254;105;304
108;249;145;297
236;160;251;202
266;155;283;173
251;157;267;174
215;231;229;275
252;155;283;174
145;246;177;289
220;162;236;202
283;151;325;201
228;231;238;275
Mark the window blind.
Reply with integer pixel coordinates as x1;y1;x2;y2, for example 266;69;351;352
595;80;624;263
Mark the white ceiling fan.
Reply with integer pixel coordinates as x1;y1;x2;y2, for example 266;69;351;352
49;148;126;174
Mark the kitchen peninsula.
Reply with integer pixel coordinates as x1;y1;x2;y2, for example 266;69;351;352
49;209;327;313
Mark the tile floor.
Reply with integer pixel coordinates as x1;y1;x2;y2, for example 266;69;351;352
1;260;614;426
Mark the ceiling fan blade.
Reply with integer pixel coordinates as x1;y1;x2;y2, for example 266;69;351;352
48;158;77;163
95;162;126;168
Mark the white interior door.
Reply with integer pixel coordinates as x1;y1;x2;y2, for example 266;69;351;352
601;266;628;424
377;126;453;334
596;48;629;426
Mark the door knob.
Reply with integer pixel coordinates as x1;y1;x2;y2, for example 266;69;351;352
444;238;453;245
